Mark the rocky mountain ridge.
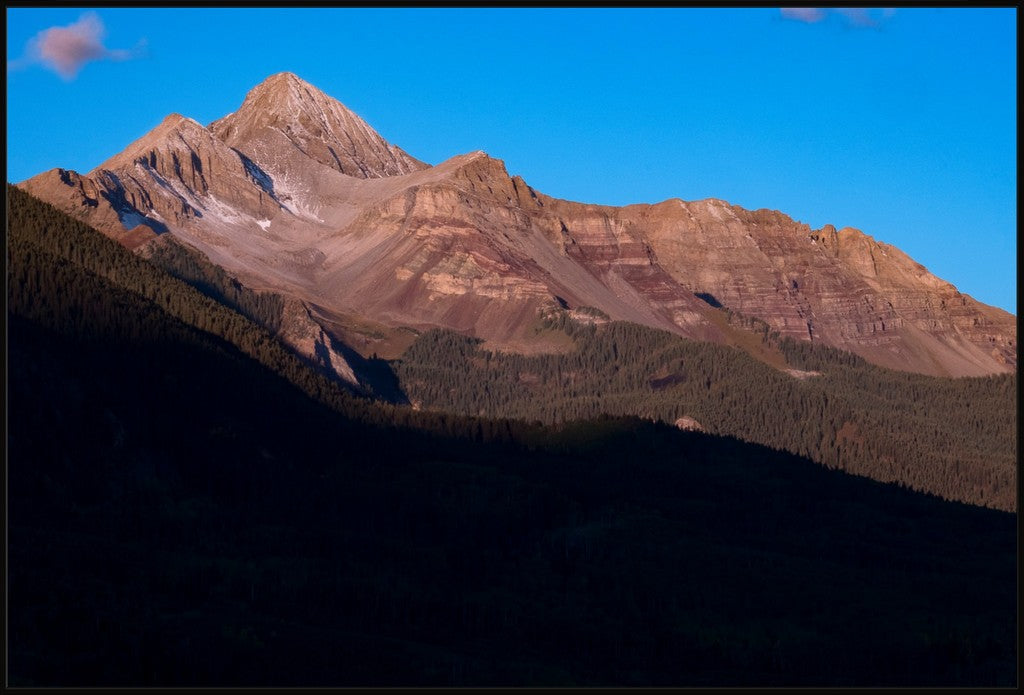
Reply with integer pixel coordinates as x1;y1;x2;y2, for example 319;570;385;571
19;72;1016;378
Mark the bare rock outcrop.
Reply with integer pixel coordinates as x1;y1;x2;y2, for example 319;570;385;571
276;297;359;386
674;416;704;432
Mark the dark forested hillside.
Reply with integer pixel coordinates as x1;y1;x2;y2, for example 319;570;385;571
394;318;1017;511
7;185;500;437
138;233;287;333
6;186;1018;686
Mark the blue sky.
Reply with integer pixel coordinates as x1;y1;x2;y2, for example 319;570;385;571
6;7;1017;313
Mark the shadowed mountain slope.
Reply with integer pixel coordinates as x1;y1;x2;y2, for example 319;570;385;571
7;185;1016;688
11;184;1015;511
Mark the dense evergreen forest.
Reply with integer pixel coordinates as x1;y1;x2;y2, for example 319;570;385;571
6;186;1018;686
139;234;287;334
394;316;1017;511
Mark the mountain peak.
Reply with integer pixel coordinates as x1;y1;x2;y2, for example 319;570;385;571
209;72;427;179
243;71;327;108
261;70;307;85
156;112;207;136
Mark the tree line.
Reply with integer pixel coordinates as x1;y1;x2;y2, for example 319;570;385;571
394;315;1016;511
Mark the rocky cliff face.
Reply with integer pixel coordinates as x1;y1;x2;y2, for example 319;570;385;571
18;72;1015;378
21;113;284;247
609;201;1016;375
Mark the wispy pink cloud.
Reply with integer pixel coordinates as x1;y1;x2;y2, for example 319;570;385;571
779;7;896;29
10;12;145;80
780;8;826;24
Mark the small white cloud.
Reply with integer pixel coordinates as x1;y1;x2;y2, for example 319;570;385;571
9;12;145;80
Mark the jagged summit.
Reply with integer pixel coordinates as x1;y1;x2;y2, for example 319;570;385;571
94;111;221;173
209;71;427;180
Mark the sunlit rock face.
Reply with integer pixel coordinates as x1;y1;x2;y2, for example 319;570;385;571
209;71;427;180
19;72;1015;378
